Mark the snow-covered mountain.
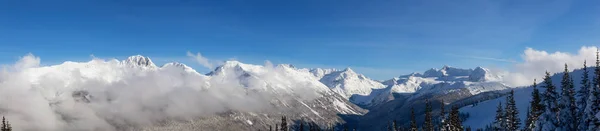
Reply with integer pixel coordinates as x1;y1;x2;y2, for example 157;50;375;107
0;54;522;130
349;66;510;108
1;55;367;131
314;68;387;105
382;66;508;96
354;66;512;130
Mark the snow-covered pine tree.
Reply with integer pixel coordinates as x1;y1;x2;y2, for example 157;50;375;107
505;90;521;131
537;71;560;130
411;108;418;131
1;117;10;131
493;102;504;131
1;117;5;131
387;121;392;131
525;79;544;131
424;100;434;131
281;116;288;131
578;60;591;131
559;64;577;130
440;100;448;131
589;50;600;130
299;121;304;131
524;106;532;131
393;120;398;131
448;106;463;131
569;76;578;130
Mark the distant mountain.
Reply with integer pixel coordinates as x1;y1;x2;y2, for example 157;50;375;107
13;55;368;130
314;68;387;105
6;55;521;130
355;65;511;130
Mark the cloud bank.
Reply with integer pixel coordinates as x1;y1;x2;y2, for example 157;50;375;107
503;46;598;86
0;54;324;131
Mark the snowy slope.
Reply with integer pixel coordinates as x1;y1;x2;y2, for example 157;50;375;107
207;61;335;96
461;67;590;129
317;68;387;104
460;87;531;129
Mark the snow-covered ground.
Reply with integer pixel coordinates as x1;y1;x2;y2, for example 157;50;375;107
461;67;591;129
461;87;531;129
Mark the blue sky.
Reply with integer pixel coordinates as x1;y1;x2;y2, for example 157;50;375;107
1;0;600;80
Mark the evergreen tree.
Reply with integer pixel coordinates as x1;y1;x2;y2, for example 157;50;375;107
524;106;532;131
387;121;392;131
493;102;504;131
440;100;448;131
558;64;577;130
281;116;288;131
1;116;5;131
448;106;463;131
578;60;591;131
569;76;578;130
270;125;273;131
410;108;418;131
537;71;560;130
505;90;521;131
527;79;544;131
1;116;10;131
424;100;434;131
393;120;398;131
300;121;304;131
589;50;600;130
276;124;279;131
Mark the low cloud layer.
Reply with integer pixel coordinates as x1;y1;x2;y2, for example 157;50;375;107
503;46;598;86
0;54;323;131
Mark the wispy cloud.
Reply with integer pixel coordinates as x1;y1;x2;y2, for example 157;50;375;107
187;51;215;69
446;53;517;63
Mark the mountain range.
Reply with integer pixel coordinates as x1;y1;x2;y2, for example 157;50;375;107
3;55;517;130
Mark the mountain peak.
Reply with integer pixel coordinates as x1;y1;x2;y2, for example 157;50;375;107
208;60;264;76
277;64;296;69
222;60;243;67
468;66;500;82
343;67;355;73
442;65;451;69
423;65;474;77
162;62;188;68
123;55;156;68
310;68;339;78
162;62;198;73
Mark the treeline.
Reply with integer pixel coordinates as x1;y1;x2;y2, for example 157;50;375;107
1;116;12;131
267;116;343;131
484;51;600;131
385;99;470;131
522;52;600;130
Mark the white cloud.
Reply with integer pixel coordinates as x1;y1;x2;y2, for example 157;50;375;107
0;54;324;130
503;46;597;86
14;53;40;70
186;51;214;69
